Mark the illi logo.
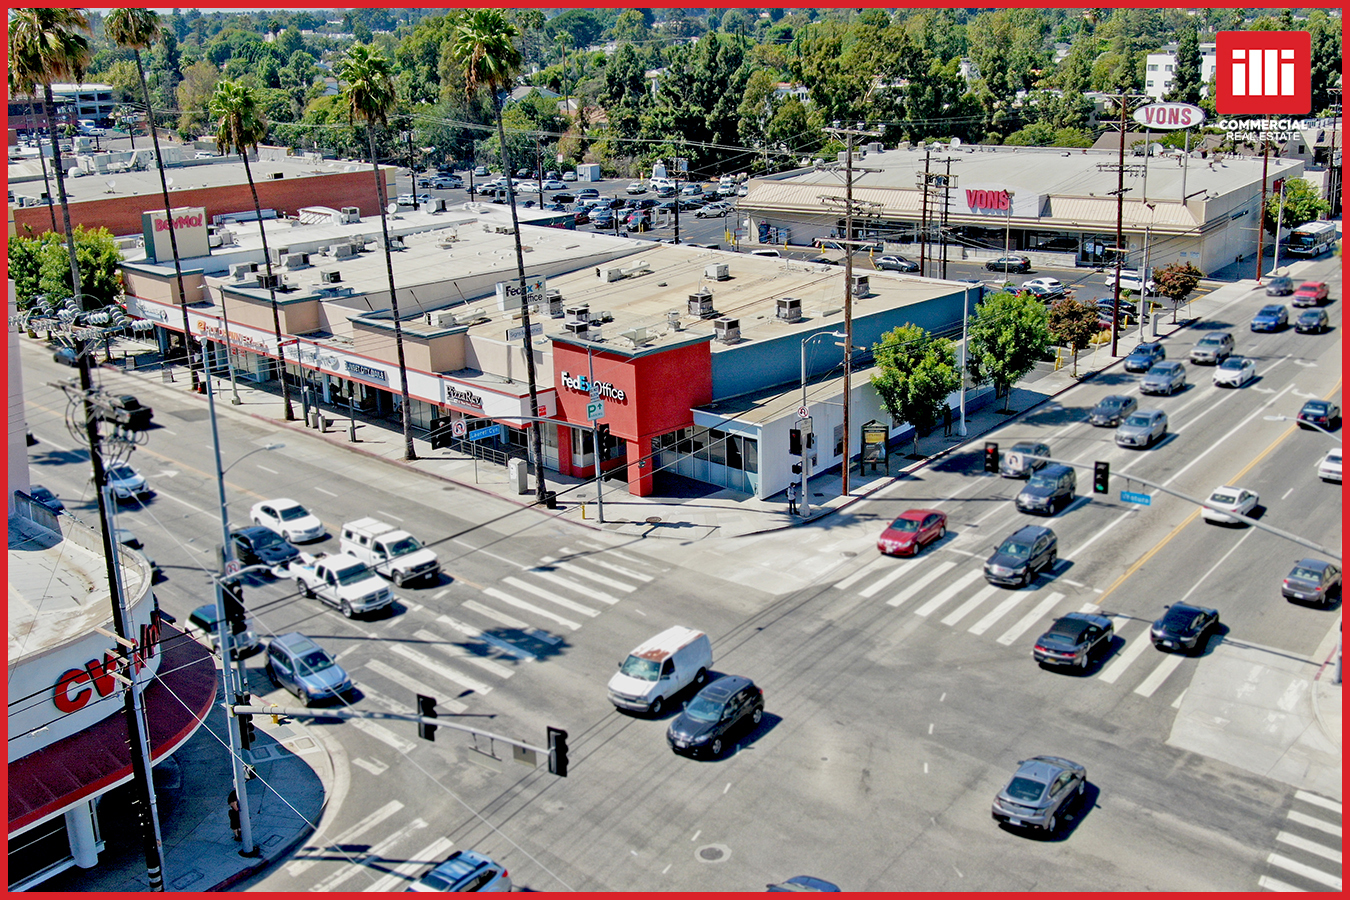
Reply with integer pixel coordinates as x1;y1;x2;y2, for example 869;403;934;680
1215;31;1311;115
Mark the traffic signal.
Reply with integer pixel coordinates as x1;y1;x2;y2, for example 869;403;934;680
596;423;611;461
789;427;803;456
1093;461;1110;495
237;692;255;749
983;442;999;473
416;693;438;742
547;726;569;777
791;462;802;475
222;582;247;635
430;416;451;450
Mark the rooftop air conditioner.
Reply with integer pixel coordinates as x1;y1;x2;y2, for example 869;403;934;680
851;274;871;298
620;327;651;347
705;263;730;281
257;273;281;290
385;236;405;251
229;262;258;280
688;289;715;319
270;246;290;263
546;290;564;318
667;310;683;332
597;266;623;283
283;252;311;270
564;304;590;325
332;242;355;259
321;270;341;284
564;321;589;338
776;297;802;323
714;317;741;344
339;206;360;224
425;310;458;328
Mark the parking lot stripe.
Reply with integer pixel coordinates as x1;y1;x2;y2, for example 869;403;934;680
915;570;985;617
886;561;955;608
995;592;1064;646
1133;651;1186;697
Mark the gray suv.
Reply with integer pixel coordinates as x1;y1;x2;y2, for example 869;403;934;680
984;525;1058;588
1140;360;1187;395
1115;409;1168;448
1189;331;1234;364
1016;464;1076;515
265;633;353;705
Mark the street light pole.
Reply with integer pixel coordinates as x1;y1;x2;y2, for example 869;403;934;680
958;285;971;437
800;331;846;518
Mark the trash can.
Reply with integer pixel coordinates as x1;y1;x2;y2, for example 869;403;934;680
543;490;558;510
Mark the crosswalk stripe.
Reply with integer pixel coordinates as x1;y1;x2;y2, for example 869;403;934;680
313;818;429;892
1295;791;1342;814
1134;651;1186;697
437;614;536;661
349;717;417;754
531;570;625;605
835;558;887;590
1171;689;1186;709
968;591;1032;636
1276;832;1342;863
941;584;1001;627
391;643;493;695
915;571;985;617
996;592;1064;646
285;800;404;876
501;578;599;617
363;836;455;892
1257;874;1307;891
555;551;655;582
1267;853;1342;890
358;676;468;716
588;546;655;568
859;559;920;598
462;599;529;630
415;628;517;677
1287;811;1342;837
539;557;637;592
485;587;582;631
886;562;955;608
1098;626;1153;684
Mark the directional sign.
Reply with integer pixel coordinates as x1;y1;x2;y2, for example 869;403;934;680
1120;490;1152;505
586;400;605;422
468;424;502;441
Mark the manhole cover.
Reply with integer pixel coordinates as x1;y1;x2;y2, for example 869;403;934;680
696;844;730;863
645;516;662;524
841;550;857;558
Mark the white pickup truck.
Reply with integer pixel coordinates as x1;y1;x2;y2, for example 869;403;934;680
340;518;441;587
289;552;394;618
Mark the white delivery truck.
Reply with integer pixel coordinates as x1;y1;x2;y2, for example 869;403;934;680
339;517;441;587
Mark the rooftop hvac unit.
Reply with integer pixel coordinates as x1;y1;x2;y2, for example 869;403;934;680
332;242;356;259
257;273;281;290
705;263;730;281
208;233;222;248
321;270;341;284
425;310;458;328
229;262;258;280
667;310;684;332
564;321;589;337
867;142;884;153
620;327;651;347
597;266;623;283
714;317;741;344
564;304;590;325
282;252;311;269
688;289;715;319
268;171;284;180
339;206;360;224
546;290;564;317
589;324;603;342
776;297;802;322
269;246;290;263
427;197;446;212
851;274;871;298
385;236;405;251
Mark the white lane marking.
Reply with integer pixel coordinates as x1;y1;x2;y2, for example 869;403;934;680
1162;384;1296;486
352;758;388;776
1295;792;1342;814
914;570;985;617
538;557;635;592
37;436;72;453
484;587;582;631
315;487;338;497
1282;487;1295;500
1276;832;1342;863
256;465;278;474
312;818;428;892
968;591;1032;636
1287;811;1342;837
1065;504;1139;560
462;599;528;630
835;557;887;590
941;584;1001;627
860;558;921;598
450;538;523;569
390;643;493;695
1098;626;1153;684
435;615;536;661
413;628;516;677
349;716;417;754
156;490;211;516
996;592;1064;646
433;589;449;600
285;800;404;876
559;550;654;581
403;602;423;614
1257;874;1306;891
531;570;624;605
1179;527;1257;603
363;660;468;714
1171;689;1186;709
375;510;404;522
501;577;599;617
886;561;956;608
1133;651;1186;697
364;836;455;892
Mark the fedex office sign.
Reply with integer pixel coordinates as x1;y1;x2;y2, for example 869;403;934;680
1215;31;1311;115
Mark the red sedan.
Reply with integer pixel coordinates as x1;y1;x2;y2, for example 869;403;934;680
877;509;947;556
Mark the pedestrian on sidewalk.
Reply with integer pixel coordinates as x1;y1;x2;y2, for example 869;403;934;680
227;789;241;841
943;404;953;437
786;482;798;516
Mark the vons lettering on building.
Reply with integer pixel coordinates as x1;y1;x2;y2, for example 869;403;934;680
966;189;1010;212
1216;31;1311;115
560;372;627;402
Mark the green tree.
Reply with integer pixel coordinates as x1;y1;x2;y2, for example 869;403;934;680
610;10;652;45
965;291;1053;411
176;60;220;138
8;227;122;309
7;69;59;233
339;44;417;460
1152;261;1203;322
1307;11;1342;115
1165;25;1202;105
1047;297;1102;377
1265;177;1332;236
871;324;963;456
451;9;548;504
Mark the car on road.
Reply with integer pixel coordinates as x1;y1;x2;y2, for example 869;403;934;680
1295;307;1330;333
1317;448;1342;482
1281;559;1342;606
1297;400;1341;431
1250;304;1289;332
265;632;352;705
1123;341;1165;373
1201;485;1259;525
1140;360;1187;395
231;525;300;570
407;848;511;892
1000;441;1051;478
187;603;260;654
1016;464;1077;515
29;484;64;513
984;525;1057;588
1087;394;1137;427
875;255;919;272
1189;331;1234;364
991;755;1086;834
1032;611;1114;669
695;201;732;218
767;876;842;892
1264;274;1294;296
1212;356;1256;387
985;255;1031;273
1115;409;1168;448
53;345;79;366
626;181;647;194
666;674;764;758
1019;277;1066;299
250;498;325;543
877;509;947;556
106;463;151;502
1150;603;1220;654
1291;281;1329;307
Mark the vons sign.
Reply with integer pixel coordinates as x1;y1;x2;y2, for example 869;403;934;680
142;206;210;261
966;189;1011;212
1133;103;1206;131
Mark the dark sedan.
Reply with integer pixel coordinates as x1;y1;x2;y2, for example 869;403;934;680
53;345;79;366
985;255;1031;273
29;484;65;513
231;525;300;570
1087;394;1137;427
877;509;947;556
1296;400;1341;431
1032;612;1114;669
1282;559;1342;605
1295;308;1330;334
991;755;1087;834
666;675;764;758
1150;603;1220;653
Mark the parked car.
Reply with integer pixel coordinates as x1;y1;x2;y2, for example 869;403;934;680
1264;274;1294;296
680;183;705;197
1140;360;1187;396
1016;464;1077;515
1291;281;1329;307
985;255;1031;273
1317;448;1342;482
414;193;433;205
1281;559;1342;605
1000;441;1050;478
1032;612;1114;669
188;603;260;654
250;498;325;543
654;183;677;198
472;165;489;177
575;187;599;200
265;632;353;704
53;345;79;366
590;207;615;228
561;171;577;181
877;509;947;556
1189;331;1234;364
572;208;590;226
695;201;732;218
666;675;764;757
1297;400;1341;431
626;181;647;194
1295;308;1331;333
1105;270;1156;295
1212;356;1256;387
231;525;300;570
434;175;463;189
1020;277;1065;299
29;484;64;513
1095;296;1144;325
551;191;575;204
1123;341;1165;372
1087;394;1137;427
540;178;565;191
1150;603;1220;653
874;255;919;273
1250;304;1289;332
991;756;1086;834
105;463;151;502
1201;485;1259;525
677;197;705;211
396;193;416;206
407;848;511;893
1115;409;1168;448
983;525;1058;588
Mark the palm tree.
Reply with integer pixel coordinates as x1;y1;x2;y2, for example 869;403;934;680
208;79;295;419
105;7;202;393
452;10;548;504
338;44;417;461
7;69;59;233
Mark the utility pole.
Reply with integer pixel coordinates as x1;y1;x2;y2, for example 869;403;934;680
941;157;953;280
918;146;931;276
1255;121;1271;285
1103;91;1147;357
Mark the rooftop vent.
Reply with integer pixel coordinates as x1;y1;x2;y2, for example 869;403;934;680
229;262;258;281
851;274;871;298
320;270;341;284
546;290;564;318
705;263;730;281
667;310;684;332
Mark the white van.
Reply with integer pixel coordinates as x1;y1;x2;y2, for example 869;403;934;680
607;626;713;715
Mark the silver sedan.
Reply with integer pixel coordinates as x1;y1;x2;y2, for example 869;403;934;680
1213;356;1256;387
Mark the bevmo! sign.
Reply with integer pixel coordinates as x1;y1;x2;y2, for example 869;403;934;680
143;206;210;261
1133;102;1206;131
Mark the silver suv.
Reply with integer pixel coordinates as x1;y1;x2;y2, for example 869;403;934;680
1115;409;1168;448
1140;360;1187;395
265;633;352;705
1189;331;1234;364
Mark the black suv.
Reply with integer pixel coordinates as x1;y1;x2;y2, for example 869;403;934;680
984;525;1058;588
1016;464;1076;515
1087;394;1137;427
666;675;764;758
231;525;300;570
